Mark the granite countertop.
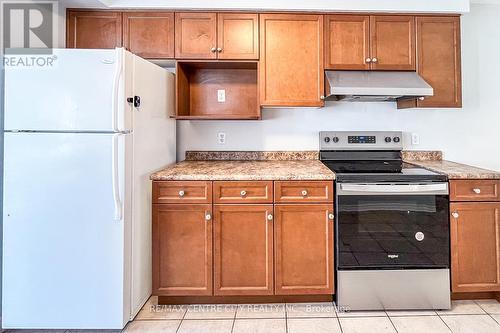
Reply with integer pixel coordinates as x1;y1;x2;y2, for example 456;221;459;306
150;160;335;181
407;160;500;180
150;150;500;181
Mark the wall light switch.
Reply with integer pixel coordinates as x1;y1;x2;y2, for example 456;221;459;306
217;89;226;103
217;132;226;145
411;133;420;145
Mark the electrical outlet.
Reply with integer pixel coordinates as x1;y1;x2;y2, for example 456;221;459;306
217;89;226;103
411;133;420;145
217;132;226;145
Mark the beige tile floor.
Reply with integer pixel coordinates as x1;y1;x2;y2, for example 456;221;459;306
121;298;500;333
3;299;500;332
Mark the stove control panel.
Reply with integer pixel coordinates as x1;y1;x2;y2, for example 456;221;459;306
320;131;403;150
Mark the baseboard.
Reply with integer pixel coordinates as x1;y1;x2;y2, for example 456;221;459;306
157;295;334;305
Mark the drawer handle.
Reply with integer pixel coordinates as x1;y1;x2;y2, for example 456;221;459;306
240;190;247;197
178;190;185;197
452;212;459;219
267;214;273;221
301;190;308;196
205;213;212;221
328;213;334;220
473;188;481;194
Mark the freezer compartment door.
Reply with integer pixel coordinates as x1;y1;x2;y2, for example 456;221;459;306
4;48;127;132
2;132;129;329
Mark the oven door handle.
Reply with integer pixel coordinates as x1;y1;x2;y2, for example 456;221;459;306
338;183;449;195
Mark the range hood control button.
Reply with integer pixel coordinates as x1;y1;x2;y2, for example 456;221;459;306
324;137;331;143
393;137;401;143
332;137;339;143
385;137;392;143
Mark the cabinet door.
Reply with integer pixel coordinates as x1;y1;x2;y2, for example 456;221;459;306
416;16;462;108
152;204;212;296
214;205;273;295
123;12;174;59
274;204;334;295
370;16;415;70
450;202;500;292
217;13;259;60
66;10;122;49
260;14;324;106
175;12;217;59
324;15;370;70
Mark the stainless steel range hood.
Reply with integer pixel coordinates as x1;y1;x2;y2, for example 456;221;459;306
325;71;433;102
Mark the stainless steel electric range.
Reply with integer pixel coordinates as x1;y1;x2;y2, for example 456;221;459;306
320;131;451;311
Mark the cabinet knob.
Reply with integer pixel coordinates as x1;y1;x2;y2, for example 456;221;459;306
365;58;372;63
178;190;185;197
473;188;481;194
217;47;222;52
452;212;459;219
301;190;308;196
320;95;325;100
240;190;247;197
267;214;273;221
211;47;217;53
328;213;334;220
372;57;378;63
418;97;425;101
205;213;212;221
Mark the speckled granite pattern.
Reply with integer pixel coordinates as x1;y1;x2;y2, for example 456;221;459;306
150;160;335;181
185;151;319;161
402;151;442;161
408;160;500;179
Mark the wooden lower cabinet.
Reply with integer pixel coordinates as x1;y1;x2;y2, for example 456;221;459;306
450;202;500;292
213;205;274;295
152;204;213;296
274;204;334;295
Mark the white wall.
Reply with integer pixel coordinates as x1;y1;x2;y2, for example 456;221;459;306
177;3;500;172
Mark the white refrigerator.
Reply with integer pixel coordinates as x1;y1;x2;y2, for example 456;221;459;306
2;48;176;329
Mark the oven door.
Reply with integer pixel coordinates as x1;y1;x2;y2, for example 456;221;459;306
336;182;450;270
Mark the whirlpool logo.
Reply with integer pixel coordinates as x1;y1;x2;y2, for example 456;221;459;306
387;254;399;259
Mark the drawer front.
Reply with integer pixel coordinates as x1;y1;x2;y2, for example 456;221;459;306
213;181;273;204
153;181;212;204
275;181;333;203
450;180;500;202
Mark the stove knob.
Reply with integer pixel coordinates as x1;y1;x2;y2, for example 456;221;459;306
384;137;392;143
393;137;401;143
332;137;340;143
324;137;331;143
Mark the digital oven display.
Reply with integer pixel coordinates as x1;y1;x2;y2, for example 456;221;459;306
348;136;376;144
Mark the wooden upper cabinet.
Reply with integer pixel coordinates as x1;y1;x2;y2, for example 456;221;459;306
213;205;274;295
274;204;334;295
66;10;122;49
416;16;462;108
217;13;259;60
370;16;415;70
175;12;217;59
260;14;324;107
123;12;174;59
450;202;500;292
325;15;370;70
325;14;415;70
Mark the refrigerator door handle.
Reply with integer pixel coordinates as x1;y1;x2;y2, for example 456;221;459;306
111;48;123;132
112;133;123;221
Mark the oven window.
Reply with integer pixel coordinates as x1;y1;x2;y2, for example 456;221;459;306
337;195;449;269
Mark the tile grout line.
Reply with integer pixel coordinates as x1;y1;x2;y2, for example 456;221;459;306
231;305;238;333
386;314;400;333
174;305;188;333
285;303;289;333
474;300;500;327
437;313;456;333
